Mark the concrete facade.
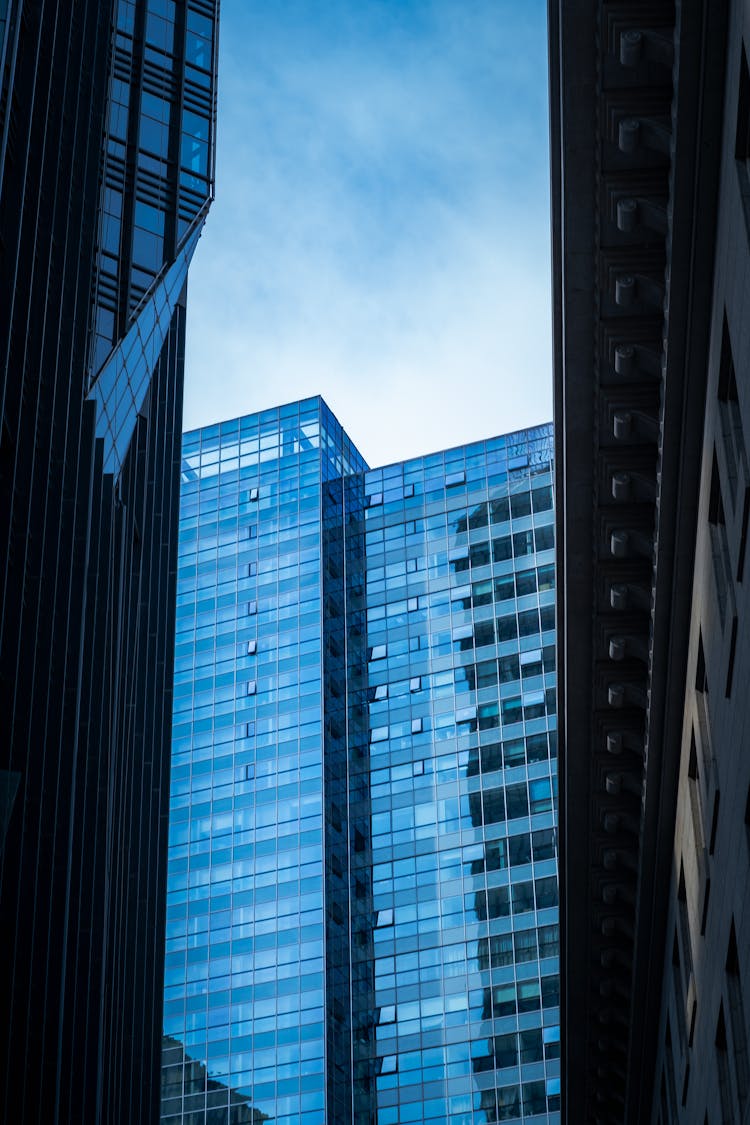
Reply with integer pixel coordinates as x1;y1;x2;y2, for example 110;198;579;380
650;4;750;1120
549;0;750;1120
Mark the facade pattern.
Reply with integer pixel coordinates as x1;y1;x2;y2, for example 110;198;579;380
550;0;750;1121
163;399;559;1124
650;5;750;1121
0;1;218;1121
87;0;217;473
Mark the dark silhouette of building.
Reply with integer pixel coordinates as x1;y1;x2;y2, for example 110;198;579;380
550;0;750;1121
0;2;217;1122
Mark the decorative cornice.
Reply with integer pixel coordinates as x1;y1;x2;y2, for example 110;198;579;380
551;0;729;1120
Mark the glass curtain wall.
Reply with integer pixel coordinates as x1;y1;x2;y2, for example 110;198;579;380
162;403;559;1125
163;399;367;1124
361;425;559;1123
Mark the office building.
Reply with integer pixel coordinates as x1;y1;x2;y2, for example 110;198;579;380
550;0;750;1121
162;398;559;1124
0;2;218;1121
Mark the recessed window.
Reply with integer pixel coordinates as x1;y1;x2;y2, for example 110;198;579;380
737;43;750;166
739;488;750;581
700;877;711;936
696;631;708;694
695;631;711;771
727;615;739;697
672;934;687;1052
726;920;750;1113
687;731;705;853
677;865;694;994
709;790;721;854
709;451;732;627
718;316;746;508
716;1005;734;1123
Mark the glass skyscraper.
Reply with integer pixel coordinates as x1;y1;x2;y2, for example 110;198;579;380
163;398;559;1124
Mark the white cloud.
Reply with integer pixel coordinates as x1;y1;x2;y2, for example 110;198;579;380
184;0;552;466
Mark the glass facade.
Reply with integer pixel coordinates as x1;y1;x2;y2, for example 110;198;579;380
90;0;217;371
87;0;218;474
163;398;558;1124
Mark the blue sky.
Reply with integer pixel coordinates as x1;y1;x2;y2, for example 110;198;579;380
183;0;551;467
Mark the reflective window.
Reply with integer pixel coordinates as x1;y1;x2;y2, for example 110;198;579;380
165;415;558;1124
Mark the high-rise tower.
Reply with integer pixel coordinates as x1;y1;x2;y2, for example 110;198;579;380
162;399;559;1124
0;2;218;1121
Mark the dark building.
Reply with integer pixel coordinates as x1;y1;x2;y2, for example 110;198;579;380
0;2;217;1122
551;0;750;1121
